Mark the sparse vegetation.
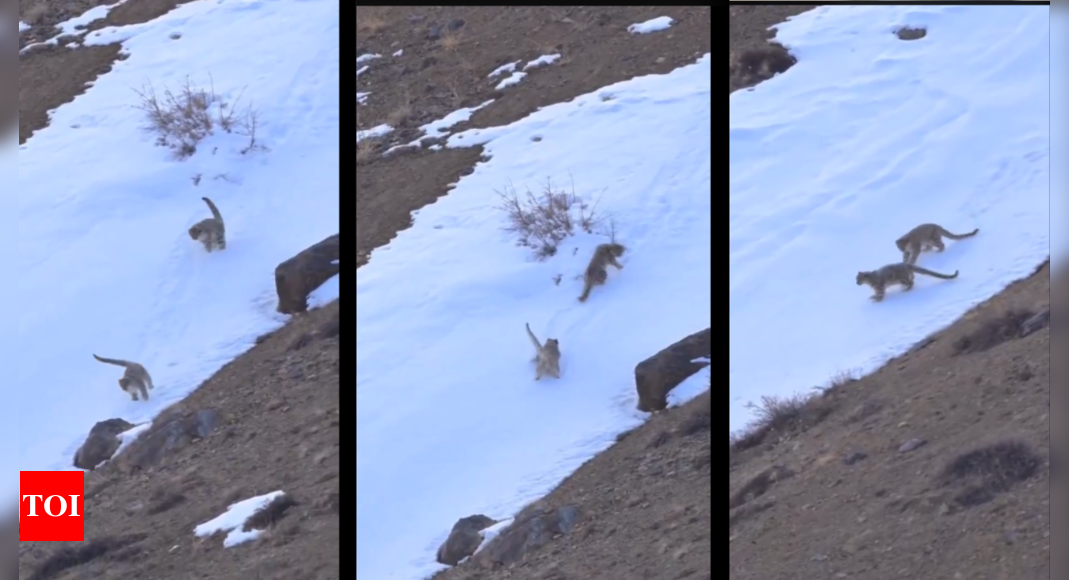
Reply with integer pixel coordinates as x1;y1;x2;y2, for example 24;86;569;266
22;0;50;27
729;371;857;456
729;44;796;90
28;534;146;580
357;137;378;165
496;177;606;259
133;75;263;160
386;95;413;127
952;307;1036;355
440;30;463;52
356;8;388;35
938;439;1041;507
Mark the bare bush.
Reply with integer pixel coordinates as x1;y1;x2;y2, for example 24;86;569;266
133;75;264;160
496;177;604;259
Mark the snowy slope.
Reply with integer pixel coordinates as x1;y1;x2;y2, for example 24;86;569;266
16;0;339;503
3;128;17;518
729;5;1049;432
356;56;711;579
1053;8;1066;271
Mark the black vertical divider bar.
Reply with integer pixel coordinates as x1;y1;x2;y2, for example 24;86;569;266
341;1;356;577
715;6;725;566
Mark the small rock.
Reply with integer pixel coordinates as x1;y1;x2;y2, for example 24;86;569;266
1020;309;1049;337
899;438;927;453
843;451;868;465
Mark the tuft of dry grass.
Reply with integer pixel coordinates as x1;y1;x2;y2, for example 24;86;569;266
356;9;388;35
386;96;413;127
22;1;50;27
730;379;848;457
495;177;605;259
440;30;463;52
133;75;263;160
356;137;378;165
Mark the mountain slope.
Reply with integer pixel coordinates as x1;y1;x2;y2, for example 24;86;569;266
17;0;341;577
357;49;711;580
729;6;1049;580
18;0;339;478
729;4;1049;432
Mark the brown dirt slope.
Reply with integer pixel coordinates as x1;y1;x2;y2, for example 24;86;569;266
727;6;1049;580
359;6;712;580
19;2;340;579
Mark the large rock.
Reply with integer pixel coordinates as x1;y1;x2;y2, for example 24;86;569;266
274;234;340;315
472;506;580;569
73;418;135;471
435;514;497;566
115;409;221;473
634;327;711;412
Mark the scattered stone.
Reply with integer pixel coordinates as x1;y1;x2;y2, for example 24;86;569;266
895;26;927;41
899;438;927;453
73;418;136;471
116;409;222;472
843;451;868;465
436;514;498;566
473;506;580;568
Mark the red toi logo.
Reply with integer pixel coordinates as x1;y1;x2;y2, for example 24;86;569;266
20;471;85;541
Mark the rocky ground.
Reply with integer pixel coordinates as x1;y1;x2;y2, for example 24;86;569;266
19;1;339;579
726;6;1050;580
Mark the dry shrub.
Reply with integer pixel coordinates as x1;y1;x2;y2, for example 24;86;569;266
730;391;836;455
356;8;388;35
952;307;1035;355
440;30;463;52
356;137;378;165
496;177;604;259
386;96;413;127
133;75;263;160
938;439;1041;507
22;1;50;26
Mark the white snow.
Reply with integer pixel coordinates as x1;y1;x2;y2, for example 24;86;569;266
494;71;527;90
356;53;711;580
113;423;153;459
729;5;1049;433
381;100;496;156
1053;8;1067;272
488;61;520;78
194;490;286;547
15;0;339;510
357;123;393;143
471;518;513;558
523;54;561;70
357;53;381;64
627;16;674;35
19;0;131;54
